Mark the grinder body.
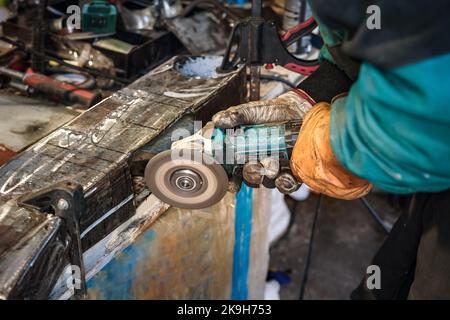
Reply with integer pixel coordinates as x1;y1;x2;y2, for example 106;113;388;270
210;120;301;178
145;120;301;209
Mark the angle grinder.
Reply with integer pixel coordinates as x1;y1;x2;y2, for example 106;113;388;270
144;121;301;209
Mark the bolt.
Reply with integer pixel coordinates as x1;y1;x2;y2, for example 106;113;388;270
57;198;69;210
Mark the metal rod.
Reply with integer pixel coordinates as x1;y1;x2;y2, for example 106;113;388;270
9;81;34;94
360;197;392;234
0;66;25;81
32;0;48;73
251;0;262;17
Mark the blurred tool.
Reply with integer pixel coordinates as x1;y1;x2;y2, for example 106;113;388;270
51;73;96;89
0;0;11;24
93;38;136;54
8;80;35;95
117;2;156;32
0;36;130;85
0;38;15;58
82;0;117;34
159;0;182;19
0;66;102;107
165;10;232;55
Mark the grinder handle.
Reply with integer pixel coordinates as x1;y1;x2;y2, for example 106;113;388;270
283;119;302;155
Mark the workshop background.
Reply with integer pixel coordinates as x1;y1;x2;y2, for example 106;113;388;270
0;0;401;300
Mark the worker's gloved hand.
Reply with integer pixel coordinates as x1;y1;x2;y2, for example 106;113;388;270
213;90;313;128
213;90;313;194
290;102;372;199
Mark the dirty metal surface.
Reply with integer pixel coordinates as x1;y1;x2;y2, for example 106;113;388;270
166;11;232;55
0;55;246;299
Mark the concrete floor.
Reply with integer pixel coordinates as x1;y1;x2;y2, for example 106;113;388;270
270;192;402;300
0;90;79;151
0;89;80;165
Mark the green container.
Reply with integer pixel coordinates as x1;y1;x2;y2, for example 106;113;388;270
82;1;117;34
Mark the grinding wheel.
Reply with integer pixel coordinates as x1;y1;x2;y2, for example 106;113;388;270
144;149;229;209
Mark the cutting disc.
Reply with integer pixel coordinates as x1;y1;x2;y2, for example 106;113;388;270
144;149;229;209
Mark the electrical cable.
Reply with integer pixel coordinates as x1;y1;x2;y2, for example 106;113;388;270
360;197;392;234
299;193;322;300
294;195;390;299
259;74;298;88
295;195;391;299
247;74;298;88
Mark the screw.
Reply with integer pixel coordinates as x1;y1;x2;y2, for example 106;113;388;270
57;198;69;210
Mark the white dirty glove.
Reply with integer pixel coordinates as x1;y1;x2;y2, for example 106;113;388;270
213;90;313;194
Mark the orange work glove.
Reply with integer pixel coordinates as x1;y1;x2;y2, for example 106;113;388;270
290;102;372;200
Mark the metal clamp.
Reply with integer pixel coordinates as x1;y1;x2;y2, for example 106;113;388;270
219;0;319;75
18;181;87;299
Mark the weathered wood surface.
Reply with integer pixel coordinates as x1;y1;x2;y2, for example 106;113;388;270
0;56;245;299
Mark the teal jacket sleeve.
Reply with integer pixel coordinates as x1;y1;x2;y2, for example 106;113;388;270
329;53;450;194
